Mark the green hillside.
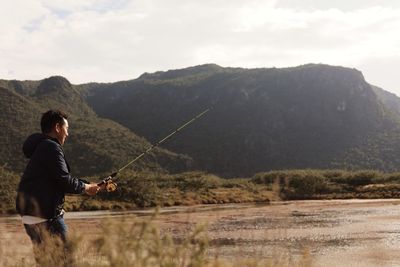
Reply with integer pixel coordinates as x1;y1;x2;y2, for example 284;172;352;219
4;64;400;178
0;77;193;177
80;64;400;177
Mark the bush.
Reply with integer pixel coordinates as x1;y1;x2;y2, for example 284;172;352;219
329;170;381;186
92;214;208;267
285;174;326;199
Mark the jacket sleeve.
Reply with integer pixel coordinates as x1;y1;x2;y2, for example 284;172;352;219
40;141;86;194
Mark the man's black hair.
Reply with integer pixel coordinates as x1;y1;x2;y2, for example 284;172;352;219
41;110;68;134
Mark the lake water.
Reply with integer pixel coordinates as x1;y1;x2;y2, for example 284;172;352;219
2;199;400;266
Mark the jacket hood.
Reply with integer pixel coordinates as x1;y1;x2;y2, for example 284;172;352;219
23;133;49;158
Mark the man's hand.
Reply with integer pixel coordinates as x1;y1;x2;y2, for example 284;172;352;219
84;183;101;196
99;182;107;191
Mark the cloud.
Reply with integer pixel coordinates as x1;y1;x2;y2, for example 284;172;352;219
276;0;400;11
360;56;400;91
0;0;400;95
40;0;131;13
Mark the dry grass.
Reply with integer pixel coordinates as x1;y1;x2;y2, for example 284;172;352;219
0;213;208;267
87;214;208;266
0;213;313;267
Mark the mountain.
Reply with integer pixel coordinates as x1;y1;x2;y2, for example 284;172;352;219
4;64;400;178
0;77;192;177
372;85;400;117
78;64;400;177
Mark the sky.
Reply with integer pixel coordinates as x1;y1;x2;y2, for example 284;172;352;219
1;0;400;95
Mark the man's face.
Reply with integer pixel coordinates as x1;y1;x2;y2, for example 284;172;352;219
55;118;69;145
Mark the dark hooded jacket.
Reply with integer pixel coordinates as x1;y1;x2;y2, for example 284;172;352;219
16;133;86;219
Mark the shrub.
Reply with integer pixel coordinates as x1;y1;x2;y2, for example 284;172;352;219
91;215;208;267
285;174;326;199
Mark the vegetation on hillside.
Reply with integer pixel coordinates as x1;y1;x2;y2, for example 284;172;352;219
0;77;193;177
4;64;400;178
0;166;19;213
0;87;42;172
80;64;400;177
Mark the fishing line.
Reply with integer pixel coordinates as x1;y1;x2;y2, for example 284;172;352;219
98;107;211;191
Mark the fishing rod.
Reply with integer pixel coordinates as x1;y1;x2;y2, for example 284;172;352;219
98;108;211;192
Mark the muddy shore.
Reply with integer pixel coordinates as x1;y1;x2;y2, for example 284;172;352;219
2;199;400;266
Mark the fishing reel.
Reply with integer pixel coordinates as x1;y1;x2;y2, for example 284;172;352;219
105;179;117;192
98;174;118;192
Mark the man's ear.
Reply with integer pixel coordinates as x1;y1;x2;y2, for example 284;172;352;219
55;123;61;133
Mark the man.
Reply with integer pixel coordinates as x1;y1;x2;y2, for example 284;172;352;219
16;110;102;264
